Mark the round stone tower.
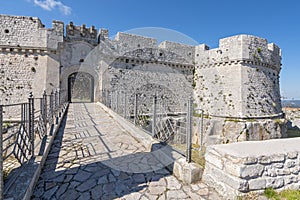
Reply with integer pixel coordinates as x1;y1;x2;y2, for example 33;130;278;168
194;35;285;144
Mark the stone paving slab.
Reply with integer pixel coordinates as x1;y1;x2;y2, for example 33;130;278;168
32;103;221;200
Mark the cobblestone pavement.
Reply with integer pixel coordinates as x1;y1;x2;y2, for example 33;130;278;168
32;103;222;200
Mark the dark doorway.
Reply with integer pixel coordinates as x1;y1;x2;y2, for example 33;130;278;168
68;72;94;102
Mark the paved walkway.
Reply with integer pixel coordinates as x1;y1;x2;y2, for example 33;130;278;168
32;103;221;200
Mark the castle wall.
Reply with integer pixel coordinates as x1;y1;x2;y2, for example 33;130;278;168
158;41;194;64
114;32;157;53
0;14;284;145
94;36;194;112
193;35;283;145
0;15;63;107
0;15;46;48
0;52;47;104
241;64;281;117
194;35;281;117
194;64;242;117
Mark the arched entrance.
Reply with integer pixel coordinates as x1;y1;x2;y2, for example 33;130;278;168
68;72;94;102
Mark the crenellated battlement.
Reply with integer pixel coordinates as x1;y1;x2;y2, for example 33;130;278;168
65;22;98;45
195;35;281;71
0;14;285;146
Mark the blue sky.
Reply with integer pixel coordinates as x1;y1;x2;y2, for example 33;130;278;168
1;0;300;99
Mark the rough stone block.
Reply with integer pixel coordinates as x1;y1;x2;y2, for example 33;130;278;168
224;160;242;177
173;158;203;184
270;154;285;163
266;168;277;177
287;151;298;159
266;177;284;189
205;162;249;192
290;166;299;175
205;152;224;170
285;160;296;168
258;156;271;164
276;169;291;176
243;157;258;165
272;163;284;169
284;175;298;185
249;178;266;190
240;164;264;179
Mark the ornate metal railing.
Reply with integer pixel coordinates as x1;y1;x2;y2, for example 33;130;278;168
0;89;67;198
101;90;199;162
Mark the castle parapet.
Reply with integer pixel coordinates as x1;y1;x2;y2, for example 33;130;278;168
66;22;98;46
195;35;281;71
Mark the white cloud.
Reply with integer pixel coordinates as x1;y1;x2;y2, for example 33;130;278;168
32;0;71;15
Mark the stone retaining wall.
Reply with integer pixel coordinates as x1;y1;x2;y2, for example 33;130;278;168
202;138;300;199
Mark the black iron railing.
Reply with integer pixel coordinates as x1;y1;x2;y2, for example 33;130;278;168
0;89;68;198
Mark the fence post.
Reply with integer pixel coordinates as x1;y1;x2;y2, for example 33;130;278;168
54;90;58;111
0;105;3;200
134;94;138;125
43;91;47;131
57;89;62;118
28;92;35;156
200;109;204;151
55;90;59;124
186;98;193;163
57;88;60;107
50;90;54;125
152;95;157;137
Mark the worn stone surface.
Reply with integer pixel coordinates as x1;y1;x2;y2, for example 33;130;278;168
32;103;221;199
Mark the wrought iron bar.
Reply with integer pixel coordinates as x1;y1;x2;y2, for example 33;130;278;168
0;104;3;200
49;90;54;125
200;109;204;151
186;98;193;163
134;94;138;125
43;91;47;131
152;95;157;137
28;92;34;156
57;88;60;107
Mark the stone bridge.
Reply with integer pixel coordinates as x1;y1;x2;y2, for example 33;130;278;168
4;103;221;200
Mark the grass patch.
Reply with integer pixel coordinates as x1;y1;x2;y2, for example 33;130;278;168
263;188;300;200
237;188;300;200
171;143;206;167
280;189;300;200
191;145;206;167
264;187;278;199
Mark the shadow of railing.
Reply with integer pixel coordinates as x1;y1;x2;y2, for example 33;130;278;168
32;103;180;199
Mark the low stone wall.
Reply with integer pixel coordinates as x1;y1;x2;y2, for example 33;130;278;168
202;138;300;199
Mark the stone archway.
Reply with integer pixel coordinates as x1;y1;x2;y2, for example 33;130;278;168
68;72;94;102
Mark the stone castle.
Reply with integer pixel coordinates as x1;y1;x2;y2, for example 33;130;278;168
0;14;285;144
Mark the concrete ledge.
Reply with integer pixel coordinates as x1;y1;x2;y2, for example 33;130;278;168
202;137;300;199
173;158;203;184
